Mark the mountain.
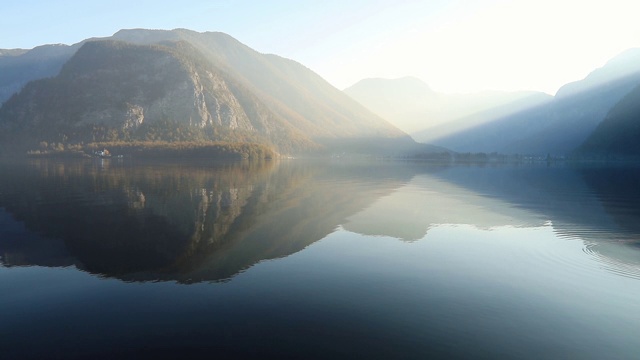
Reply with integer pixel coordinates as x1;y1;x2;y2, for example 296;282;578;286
0;43;82;104
0;29;430;156
0;40;316;153
428;49;640;155
555;48;640;99
344;77;552;141
346;48;640;155
112;29;409;141
343;77;440;134
576;83;640;157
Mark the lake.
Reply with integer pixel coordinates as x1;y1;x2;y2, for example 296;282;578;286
1;158;639;359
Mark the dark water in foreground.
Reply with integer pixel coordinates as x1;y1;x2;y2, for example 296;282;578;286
1;159;639;359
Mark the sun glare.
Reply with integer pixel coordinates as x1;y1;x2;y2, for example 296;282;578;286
312;0;640;94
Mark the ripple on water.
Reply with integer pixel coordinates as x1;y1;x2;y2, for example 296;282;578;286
525;220;640;281
494;222;640;283
583;241;640;280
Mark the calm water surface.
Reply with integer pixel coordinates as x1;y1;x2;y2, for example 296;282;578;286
1;159;639;359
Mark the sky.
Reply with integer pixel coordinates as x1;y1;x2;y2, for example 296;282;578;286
2;0;640;95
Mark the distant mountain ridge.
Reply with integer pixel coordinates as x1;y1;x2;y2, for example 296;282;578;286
0;43;81;104
0;29;434;156
431;49;640;155
555;48;640;99
345;77;552;140
346;48;640;156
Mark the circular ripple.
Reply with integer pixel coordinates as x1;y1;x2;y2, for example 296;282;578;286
583;242;640;280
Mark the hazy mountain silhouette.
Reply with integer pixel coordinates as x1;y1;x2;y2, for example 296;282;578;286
0;29;435;156
555;48;640;99
577;83;640;157
343;77;440;134
344;77;552;142
430;49;640;154
0;44;81;104
345;49;640;155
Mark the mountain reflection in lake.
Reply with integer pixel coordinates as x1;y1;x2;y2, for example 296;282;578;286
1;159;639;359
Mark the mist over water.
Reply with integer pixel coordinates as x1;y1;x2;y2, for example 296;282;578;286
1;159;639;359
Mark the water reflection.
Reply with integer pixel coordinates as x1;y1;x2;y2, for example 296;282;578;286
344;175;545;241
0;159;416;282
426;163;640;278
1;159;640;282
2;159;640;360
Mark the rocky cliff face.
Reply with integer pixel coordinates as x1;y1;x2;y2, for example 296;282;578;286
64;41;226;129
0;40;314;152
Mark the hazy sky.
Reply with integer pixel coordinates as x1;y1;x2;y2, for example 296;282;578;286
3;0;640;94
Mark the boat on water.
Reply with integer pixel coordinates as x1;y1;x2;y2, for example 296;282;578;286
94;149;111;158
